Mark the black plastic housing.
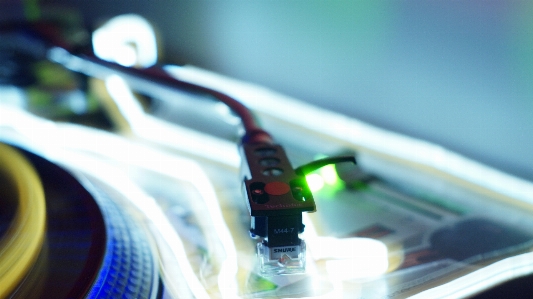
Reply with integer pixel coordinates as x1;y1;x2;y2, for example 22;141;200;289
240;142;315;246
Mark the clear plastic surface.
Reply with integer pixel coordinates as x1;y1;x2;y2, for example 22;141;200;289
257;241;306;275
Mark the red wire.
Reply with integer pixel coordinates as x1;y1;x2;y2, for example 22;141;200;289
3;23;273;143
14;22;272;143
58;50;273;143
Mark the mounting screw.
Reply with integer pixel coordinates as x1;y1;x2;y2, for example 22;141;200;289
252;189;264;195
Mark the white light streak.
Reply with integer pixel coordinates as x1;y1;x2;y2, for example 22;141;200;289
92;14;158;67
165;65;533;206
61;156;209;299
104;74;146;123
0;105;239;298
57;134;239;298
303;214;388;281
411;252;533;299
103;73;240;168
56;125;240;297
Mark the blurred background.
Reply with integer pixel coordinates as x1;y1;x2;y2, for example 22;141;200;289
3;0;533;181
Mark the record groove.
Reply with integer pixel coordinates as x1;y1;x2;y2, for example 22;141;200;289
2;143;160;298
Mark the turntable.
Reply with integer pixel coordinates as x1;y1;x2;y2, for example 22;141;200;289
2;14;533;299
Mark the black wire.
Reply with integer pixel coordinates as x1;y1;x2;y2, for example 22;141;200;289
294;155;356;176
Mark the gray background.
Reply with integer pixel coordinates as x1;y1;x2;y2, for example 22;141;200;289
33;1;533;181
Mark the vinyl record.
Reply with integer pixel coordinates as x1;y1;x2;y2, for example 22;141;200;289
1;143;160;298
0;144;46;298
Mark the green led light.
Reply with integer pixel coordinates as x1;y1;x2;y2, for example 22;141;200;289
319;164;338;185
305;154;346;193
306;173;325;192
